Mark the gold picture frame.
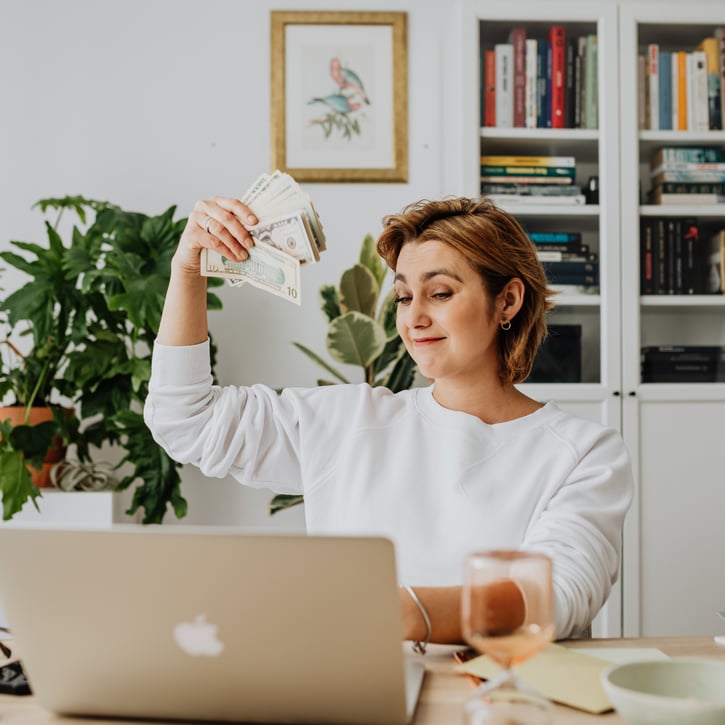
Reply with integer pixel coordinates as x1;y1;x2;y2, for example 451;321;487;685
271;11;408;183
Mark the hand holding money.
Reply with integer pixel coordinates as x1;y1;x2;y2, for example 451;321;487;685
201;171;327;305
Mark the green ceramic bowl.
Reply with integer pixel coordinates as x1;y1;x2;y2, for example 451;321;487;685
602;658;725;725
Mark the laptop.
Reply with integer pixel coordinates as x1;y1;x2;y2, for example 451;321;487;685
0;526;425;724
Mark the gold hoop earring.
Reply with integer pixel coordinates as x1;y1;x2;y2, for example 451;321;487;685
500;318;512;331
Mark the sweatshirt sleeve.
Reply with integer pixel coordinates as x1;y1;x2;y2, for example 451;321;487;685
522;424;634;640
143;340;304;493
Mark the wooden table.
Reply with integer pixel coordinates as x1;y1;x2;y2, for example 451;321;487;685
1;637;723;723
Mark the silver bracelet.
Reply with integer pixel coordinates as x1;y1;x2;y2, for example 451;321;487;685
404;585;431;655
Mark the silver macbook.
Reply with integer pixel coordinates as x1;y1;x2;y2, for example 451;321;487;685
0;526;425;724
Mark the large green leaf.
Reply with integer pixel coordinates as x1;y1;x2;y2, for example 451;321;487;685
319;284;341;322
358;233;387;290
327;311;386;368
269;494;305;515
113;409;186;524
0;451;40;520
384;351;418;393
339;264;379;318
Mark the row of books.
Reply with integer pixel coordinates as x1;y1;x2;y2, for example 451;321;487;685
641;345;725;383
639;29;725;131
481;154;587;205
640;218;724;295
481;26;598;129
529;230;599;288
646;146;725;205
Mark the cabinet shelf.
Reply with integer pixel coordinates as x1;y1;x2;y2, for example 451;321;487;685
493;203;599;217
640;205;725;217
639;130;725;155
480;128;600;162
640;295;725;308
552;292;601;307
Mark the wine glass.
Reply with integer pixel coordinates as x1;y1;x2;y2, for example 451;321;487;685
461;550;555;725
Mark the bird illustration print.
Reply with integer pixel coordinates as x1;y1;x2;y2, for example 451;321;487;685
307;56;371;140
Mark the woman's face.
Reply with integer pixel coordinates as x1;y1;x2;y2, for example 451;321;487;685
393;239;501;384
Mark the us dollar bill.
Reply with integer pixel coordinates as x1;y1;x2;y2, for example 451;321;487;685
201;242;301;306
248;211;319;264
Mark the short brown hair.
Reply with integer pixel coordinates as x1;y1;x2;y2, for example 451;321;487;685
376;197;555;384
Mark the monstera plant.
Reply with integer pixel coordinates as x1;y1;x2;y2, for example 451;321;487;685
270;234;417;514
0;195;223;522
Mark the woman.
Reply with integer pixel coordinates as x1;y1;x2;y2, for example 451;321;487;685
144;195;633;648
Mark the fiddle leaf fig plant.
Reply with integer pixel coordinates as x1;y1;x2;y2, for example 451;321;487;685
0;195;223;522
270;234;417;515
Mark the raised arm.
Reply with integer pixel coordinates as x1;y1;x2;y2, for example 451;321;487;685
157;197;257;346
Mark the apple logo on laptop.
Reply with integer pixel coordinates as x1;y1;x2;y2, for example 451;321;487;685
173;614;224;656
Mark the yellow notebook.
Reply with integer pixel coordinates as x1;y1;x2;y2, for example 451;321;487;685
454;643;614;714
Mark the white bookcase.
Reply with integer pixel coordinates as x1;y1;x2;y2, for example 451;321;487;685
459;0;622;637
619;3;725;638
459;0;725;638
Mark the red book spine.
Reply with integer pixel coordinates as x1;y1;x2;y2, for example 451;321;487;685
509;27;527;127
484;49;496;127
550;25;566;128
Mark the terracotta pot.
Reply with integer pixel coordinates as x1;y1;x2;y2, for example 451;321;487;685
0;406;68;488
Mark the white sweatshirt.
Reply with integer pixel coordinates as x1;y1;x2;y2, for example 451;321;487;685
144;340;633;639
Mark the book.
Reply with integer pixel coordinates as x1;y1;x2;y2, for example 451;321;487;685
670;52;679;130
529;231;583;243
480;175;575;185
564;37;576;128
481;183;583;196
656;182;725;192
509;27;527;127
641;345;725;383
525;39;538;128
536;39;548;128
696;36;723;130
545;273;598;286
483;49;496;127
650;164;725;185
545;39;553;127
534;243;589;255
481;165;576;178
648;191;725;205
716;28;725;130
648;43;659;129
651;161;725;174
650;147;725;166
536;250;596;262
691;50;709;132
676;50;688;130
681;218;699;294
485;194;586;205
480;155;576;167
494;43;514;128
665;217;677;293
550;25;566;128
658;50;672;131
574;36;585;128
542;259;598;275
654;217;667;294
584;34;598;129
640;218;654;294
638;54;646;130
686;52;695;131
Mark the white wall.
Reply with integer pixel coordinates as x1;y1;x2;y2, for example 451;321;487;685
0;0;462;529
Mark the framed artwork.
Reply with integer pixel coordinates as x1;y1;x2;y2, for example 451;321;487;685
270;11;408;183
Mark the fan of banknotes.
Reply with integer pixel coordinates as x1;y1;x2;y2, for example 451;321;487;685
200;170;327;305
